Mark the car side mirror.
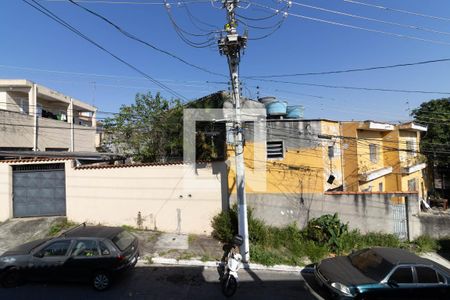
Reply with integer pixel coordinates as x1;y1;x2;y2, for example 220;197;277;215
388;279;399;288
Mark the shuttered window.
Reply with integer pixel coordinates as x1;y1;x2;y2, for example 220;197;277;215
267;141;284;159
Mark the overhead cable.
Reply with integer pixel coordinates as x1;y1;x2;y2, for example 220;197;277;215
22;0;188;101
290;1;450;37
67;0;226;77
342;0;450;23
248;1;450;47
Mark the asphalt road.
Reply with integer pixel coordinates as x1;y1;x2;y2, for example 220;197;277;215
0;263;315;300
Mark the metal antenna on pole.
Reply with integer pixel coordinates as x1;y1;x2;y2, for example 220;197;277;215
218;0;250;262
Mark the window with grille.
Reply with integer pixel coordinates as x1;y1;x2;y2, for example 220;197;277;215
406;140;416;157
369;144;379;163
267;141;284;159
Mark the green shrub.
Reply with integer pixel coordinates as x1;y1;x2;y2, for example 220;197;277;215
303;240;329;263
211;205;238;243
48;219;77;236
360;232;404;248
250;244;284;266
248;209;269;245
306;213;348;253
413;235;439;253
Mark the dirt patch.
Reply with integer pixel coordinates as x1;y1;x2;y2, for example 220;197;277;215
0;217;65;255
129;230;224;262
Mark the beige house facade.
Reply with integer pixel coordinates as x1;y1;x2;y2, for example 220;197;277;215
0;79;97;153
0;159;226;234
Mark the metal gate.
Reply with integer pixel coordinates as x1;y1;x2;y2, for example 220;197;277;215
13;163;66;217
392;203;407;240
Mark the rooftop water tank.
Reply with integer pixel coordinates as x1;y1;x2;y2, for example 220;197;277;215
286;105;304;119
266;101;287;116
258;96;277;104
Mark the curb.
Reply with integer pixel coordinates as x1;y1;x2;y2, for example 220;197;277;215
141;257;304;273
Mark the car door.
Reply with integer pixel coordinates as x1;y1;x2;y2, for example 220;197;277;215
27;239;73;282
413;266;449;300
386;266;417;299
62;239;106;281
368;266;416;300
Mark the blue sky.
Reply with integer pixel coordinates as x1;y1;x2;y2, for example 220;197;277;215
1;0;450;122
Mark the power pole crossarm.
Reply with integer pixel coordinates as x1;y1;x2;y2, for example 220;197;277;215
218;0;250;262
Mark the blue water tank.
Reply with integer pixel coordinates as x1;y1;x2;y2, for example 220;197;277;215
266;101;287;116
259;96;277;104
286;105;303;119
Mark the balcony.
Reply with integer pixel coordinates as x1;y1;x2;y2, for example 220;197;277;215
401;163;427;175
358;121;394;131
359;166;393;182
398;122;427;132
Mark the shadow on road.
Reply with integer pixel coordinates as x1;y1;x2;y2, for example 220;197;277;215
0;264;313;300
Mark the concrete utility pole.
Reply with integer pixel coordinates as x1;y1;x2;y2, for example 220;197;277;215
218;0;250;262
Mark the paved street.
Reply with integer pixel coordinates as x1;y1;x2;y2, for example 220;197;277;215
0;263;314;300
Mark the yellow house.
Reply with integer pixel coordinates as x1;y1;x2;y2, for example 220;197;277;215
341;121;427;197
228;119;428;198
228;119;344;196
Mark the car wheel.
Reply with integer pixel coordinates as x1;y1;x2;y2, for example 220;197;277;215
92;271;111;291
1;267;21;288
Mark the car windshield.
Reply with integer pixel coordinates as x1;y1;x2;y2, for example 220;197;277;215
112;231;135;251
349;249;393;281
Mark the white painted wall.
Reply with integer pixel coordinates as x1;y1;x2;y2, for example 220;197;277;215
65;163;224;234
0;163;11;221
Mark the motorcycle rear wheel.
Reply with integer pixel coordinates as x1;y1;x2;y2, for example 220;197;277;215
221;274;237;297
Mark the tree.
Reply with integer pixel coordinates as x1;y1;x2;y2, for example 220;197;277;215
102;92;183;163
411;98;450;169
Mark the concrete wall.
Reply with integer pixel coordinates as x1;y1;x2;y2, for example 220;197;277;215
0;110;95;152
0;160;226;235
418;214;450;239
0;163;12;221
66;162;226;234
234;192;422;240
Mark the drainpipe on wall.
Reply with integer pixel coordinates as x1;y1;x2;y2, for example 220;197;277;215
68;98;74;152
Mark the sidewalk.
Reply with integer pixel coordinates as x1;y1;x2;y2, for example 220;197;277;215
133;231;304;272
134;231;450;273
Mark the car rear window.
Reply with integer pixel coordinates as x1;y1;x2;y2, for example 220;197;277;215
416;266;439;284
112;231;135;251
349;249;393;281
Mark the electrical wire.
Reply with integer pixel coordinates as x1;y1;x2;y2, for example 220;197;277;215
22;0;189;101
248;1;450;47
43;0;212;5
67;0;226;77
183;2;219;31
244;57;450;78
248;77;450;95
341;0;450;23
289;1;450;37
163;0;218;48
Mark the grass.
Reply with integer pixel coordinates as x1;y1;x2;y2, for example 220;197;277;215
145;256;153;265
178;251;196;261
148;232;162;243
211;207;443;267
48;219;77;236
188;234;198;244
121;225;138;232
412;235;440;253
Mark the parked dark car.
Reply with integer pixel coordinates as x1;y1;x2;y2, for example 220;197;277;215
302;247;450;300
0;224;139;291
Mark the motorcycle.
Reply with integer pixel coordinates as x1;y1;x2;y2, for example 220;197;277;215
219;235;244;297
